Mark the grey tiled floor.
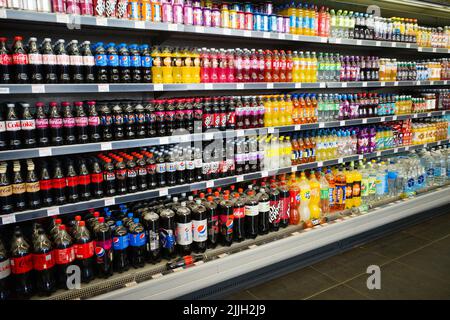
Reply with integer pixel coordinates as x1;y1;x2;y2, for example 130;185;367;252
224;211;450;300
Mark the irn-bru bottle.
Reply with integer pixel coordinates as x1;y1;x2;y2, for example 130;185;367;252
181;47;192;84
161;47;173;83
345;166;353;209
172;47;182;83
151;46;163;83
309;170;321;222
334;166;346;211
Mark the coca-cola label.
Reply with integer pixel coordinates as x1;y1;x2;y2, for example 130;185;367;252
12;183;26;195
91;173;103;183
75;241;95;259
75;116;88;127
0;53;12;65
21;119;36;131
52;177;66;189
227;111;236;125
54;247;75;265
56;54;70;66
28;53;42;65
83;55;95;66
0;121;5;132
203;113;213;128
12;53;28;65
66;176;78;187
10;255;33;274
269;200;281;223
63;117;75;128
35;118;49;129
32;252;55;271
49;118;63;129
78;175;91;185
213;113;221;128
192;219;207;242
280;197;290;220
6;120;21;131
0;259;11;280
39;179;52;191
42;54;57;65
88;116;100;126
233;207;245;219
26;181;40;193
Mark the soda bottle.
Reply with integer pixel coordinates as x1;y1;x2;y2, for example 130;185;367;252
78;159;91;201
48;102;63;146
190;200;207;253
53;225;75;289
73;221;95;283
232;193;246;242
94;42;108;83
0;239;11;300
99;102;113;141
279;179;290;228
12;36;29;83
54;39;70;83
309;170;322;225
202;195;218;249
165;99;176;136
134;103;146;139
175;202;192;256
125;155;138;193
81;41;95;83
288;174;300;225
219;194;234;246
5;103;21;149
0;37;12;84
159;208;176;259
298;171;311;222
65;159;79;203
144;101;156;137
0;108;6;151
12;161;26;211
113;156;126;195
129;218;147;268
118;43;131;83
167;254;203;269
140;44;152;83
94;217;113;278
74;101;89;144
0;163;13;215
39;161;53;207
112;221;129;273
52;160;66;205
27;37;43;83
112;103;124;140
10;227;33;298
32;229;56;296
106;42;120;83
62;102;76;145
141;211;160;263
40;38;57;84
25;160;41;209
20;103;36;148
268;181;281;231
34;102;49;147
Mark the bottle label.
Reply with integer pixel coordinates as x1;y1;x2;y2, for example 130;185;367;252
280;196;290;220
54;247;75;265
320;188;329;200
105;171;116;181
12;53;28;65
32;252;55;271
69;55;83;66
233;207;245;219
10;255;33;274
95;54;107;67
26;181;40;193
336;185;346;204
56;54;70;66
52;177;66;189
113;235;129;250
328;187;335;205
91;173;103;183
208;215;219;238
28;53;42;65
192;219;208;242
194;158;202;168
141;56;151;68
166;162;176;173
160;229;175;249
129;55;140;68
353;181;361;198
176;222;193;245
83;55;95;66
156;163;166;173
129;232;146;247
42;54;56;65
75;241;95;259
12;183;26;195
368;178;376;195
21;119;36;131
0;121;5;133
107;54;119;67
6;120;21;131
346;183;353;199
119;55;130;67
63;117;76;128
269;200;281;223
186;160;195;170
220;214;234;235
256;200;269;214
0;259;11;280
39;179;52;191
75;116;88;127
35;118;49;129
66;176;79;187
149;230;159;251
176;161;185;171
49;118;63;129
0;53;12;65
79;175;90;186
0;185;12;197
126;169;137;178
88;116;100;126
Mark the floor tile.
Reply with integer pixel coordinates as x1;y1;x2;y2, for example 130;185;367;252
403;213;450;241
307;284;371;300
224;290;259;300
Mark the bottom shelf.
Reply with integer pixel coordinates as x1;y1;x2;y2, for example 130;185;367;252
40;183;450;300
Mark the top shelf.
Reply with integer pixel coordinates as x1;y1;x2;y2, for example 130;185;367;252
1;9;450;55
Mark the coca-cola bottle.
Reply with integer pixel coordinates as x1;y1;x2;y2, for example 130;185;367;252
49;102;63;146
12;161;26;212
5;103;21;149
52;160;66;205
10;227;33;299
39;161;53;207
73;221;95;283
67;40;84;83
0;239;11;300
0;37;12;84
32;229;56;296
53;225;75;289
90;158;104;198
232;193;246;242
0;106;6;150
40;38;57;84
35;102;49;147
54;39;70;83
20;103;36;148
103;157;116;197
12;36;29;83
27;37;43;83
78;159;91;201
74;101;89;144
65;159;79;203
25;160;41;209
0;163;13;215
62;102;76;145
81;41;95;83
86;101;101;143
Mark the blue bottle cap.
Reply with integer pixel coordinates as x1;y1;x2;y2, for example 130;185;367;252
133;218;140;223
116;221;122;227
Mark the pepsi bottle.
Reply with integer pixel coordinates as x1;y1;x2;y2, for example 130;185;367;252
112;221;129;273
129;218;146;268
219;195;234;246
140;44;152;83
129;44;142;83
176;202;192;256
159;209;176;259
94;42;108;83
94;217;113;278
192;200;208;253
142;211;161;263
118;43;131;83
106;42;120;83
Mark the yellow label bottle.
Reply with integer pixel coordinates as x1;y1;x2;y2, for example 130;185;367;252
161;46;173;84
151;46;163;83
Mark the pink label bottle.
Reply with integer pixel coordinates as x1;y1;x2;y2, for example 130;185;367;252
52;0;67;13
183;0;193;25
209;49;219;83
67;0;81;14
161;0;173;23
200;48;210;83
226;49;235;83
173;1;183;24
203;7;212;27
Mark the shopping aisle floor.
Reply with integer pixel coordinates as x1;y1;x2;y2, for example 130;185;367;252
223;211;450;300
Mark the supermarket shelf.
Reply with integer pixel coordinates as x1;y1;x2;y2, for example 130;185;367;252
1;139;448;226
418;47;450;54
91;184;450;300
0;80;449;95
328;37;418;49
1;110;448;162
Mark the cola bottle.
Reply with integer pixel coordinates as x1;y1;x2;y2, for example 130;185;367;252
124;102;136;139
129;218;146;268
125;155;138;193
219;194;234;246
279;181;290;228
140;44;152;83
35;102;49;147
54;39;70;83
10;227;33;299
85;101;100;143
129;44;142;83
194;147;203;182
5;103;21;149
203;97;213;131
94;217;113;278
19;103;36;149
144;101;156;137
12;161;26;211
53;225;75;289
204;196;218;249
62;102;76;145
175;202;192;256
142;211;161;263
232;193;246;242
49;218;62;241
269;183;281;231
134;154;147;191
39;161;53;207
103;157;116;196
112;220;129;273
166;151;177;187
115;157;127;195
159;208;176;259
106;43;120;83
40;38;57;84
144;152;157;189
193;98;203;133
175;149;185;185
0;37;12;84
99;102;113;141
52;160;66;205
165;100;175;136
67;40;84;83
227;97;236;130
91;158;104;198
26;160;41;209
118;43;131;83
0;109;6;151
81;41;95;83
12;36;29;83
184;98;194;133
155;100;166;136
134;103;146;139
65;159;79;203
0;163;13;215
257;188;269;235
112;103;124;140
74;101;88;144
32;229;56;296
78;159;91;201
192;200;208;253
27;37;43;83
156;152;166;188
185;148;195;184
94;42;108;83
219;98;227;131
73;221;95;283
49;102;63;146
0;239;11;300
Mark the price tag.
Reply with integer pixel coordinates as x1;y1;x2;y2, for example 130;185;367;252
433;48;437;53
380;117;385;122
380;82;385;87
416;81;421;86
56;14;69;24
418;47;423;52
338;121;344;126
135;21;146;29
31;84;45;93
427;112;432;117
362;118;367;124
291;166;297;172
295;125;301;131
267;83;274;89
168;24;178;31
104;197;115;206
376;41;381;46
2;214;16;224
392;115;397;120
445;80;448;85
236;175;244;182
206;181;214;188
319;123;325;128
39;148;52;157
223;28;231;35
320;83;326;88
362;82;368;87
268;127;274;133
179;135;189;142
160;137;169;144
394;81;399;86
47;207;60;216
243;30;251;37
101;142;112;151
442;111;446;116
261;171;269;177
338;158;343;164
278;33;286;40
295;83;301;88
406;43;411;48
317;161;323;168
356;40;362;45
153;84;163;91
430;81;434;85
293;35;299;41
413;114;418;118
194;26;205;33
96;17;108;26
341;82;347;88
204;83;213;90
236;130;244;137
335;38;342;44
0;87;10;94
377;151;382;157
98;84;109;92
236;83;244;89
159;188;168;196
358;155;364;160
204;133;213;140
405;146;410;151
263;32;270;39
391;42;397;47
394;148;398;153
